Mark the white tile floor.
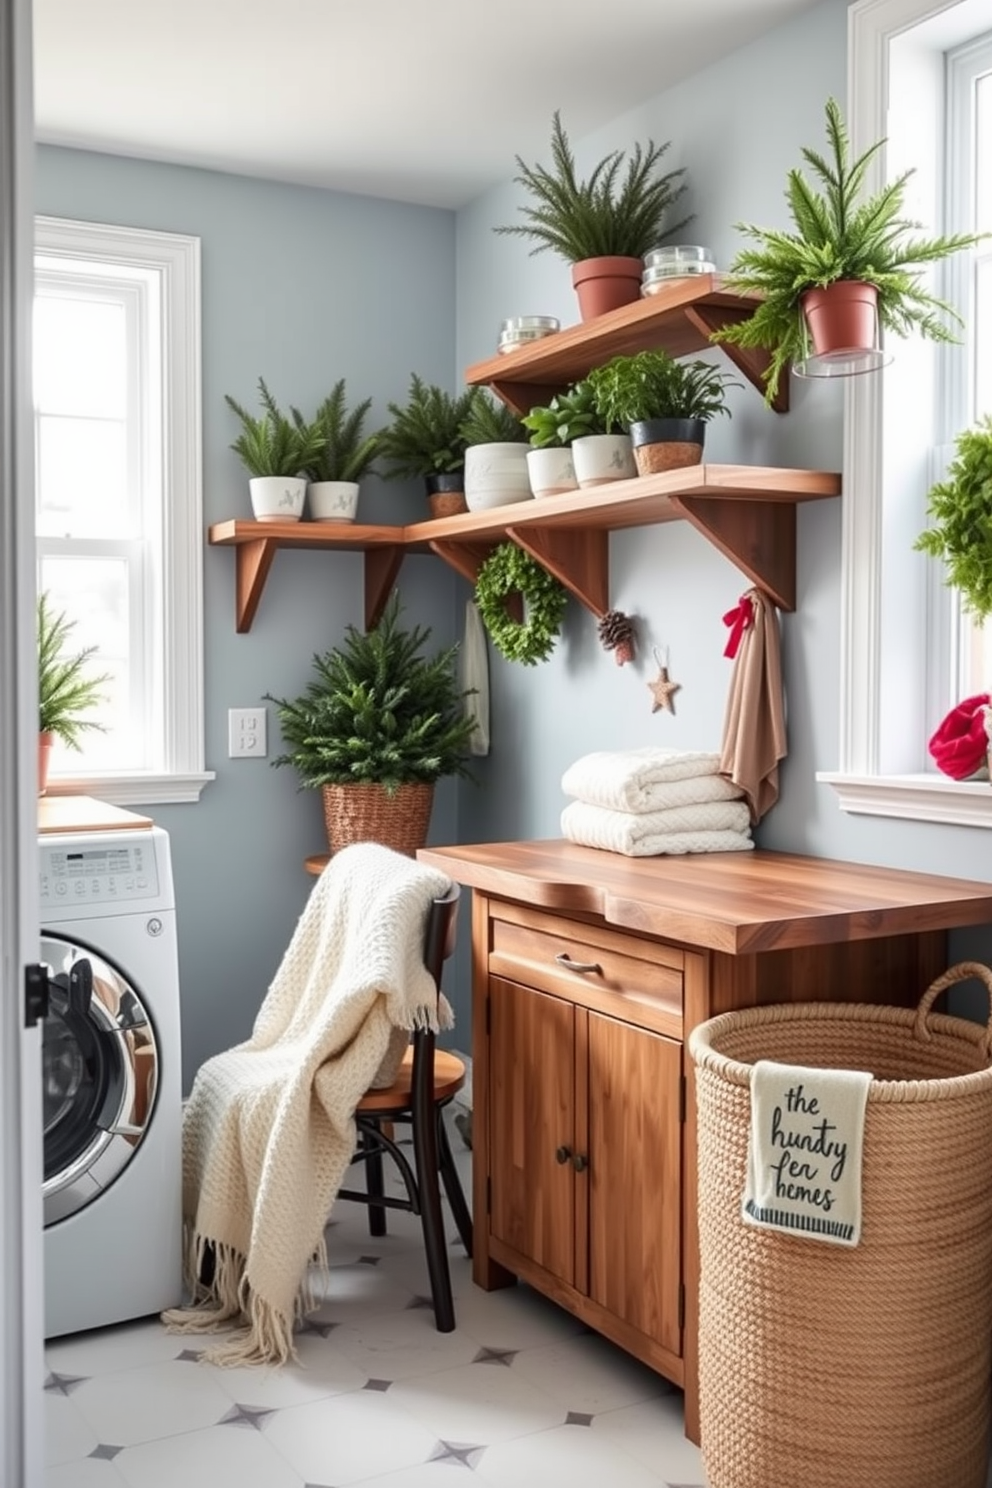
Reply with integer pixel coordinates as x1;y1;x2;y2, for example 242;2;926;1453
43;1123;708;1488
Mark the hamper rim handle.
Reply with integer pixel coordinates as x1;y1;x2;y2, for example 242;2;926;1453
914;960;992;1056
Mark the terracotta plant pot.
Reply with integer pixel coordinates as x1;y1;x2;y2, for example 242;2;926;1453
571;256;643;321
38;731;54;797
629;418;706;475
800;280;879;359
425;472;467;518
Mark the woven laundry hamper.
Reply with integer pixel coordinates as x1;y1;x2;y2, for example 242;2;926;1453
688;962;992;1488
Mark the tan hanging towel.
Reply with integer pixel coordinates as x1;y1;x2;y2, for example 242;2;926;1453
460;600;490;757
718;588;786;824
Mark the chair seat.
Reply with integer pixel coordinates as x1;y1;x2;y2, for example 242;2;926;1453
358;1047;466;1114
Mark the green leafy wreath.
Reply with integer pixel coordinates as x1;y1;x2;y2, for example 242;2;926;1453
474;543;568;666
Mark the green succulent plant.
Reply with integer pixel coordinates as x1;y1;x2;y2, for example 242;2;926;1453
378;375;483;481
292;380;380;483
714;97;984;405
915;415;992;622
37;592;110;749
265;593;477;793
459;392;528;446
225;377;326;478
584;351;739;429
495;111;692;263
522;379;618;448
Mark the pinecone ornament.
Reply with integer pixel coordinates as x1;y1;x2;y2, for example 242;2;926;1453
597;609;636;666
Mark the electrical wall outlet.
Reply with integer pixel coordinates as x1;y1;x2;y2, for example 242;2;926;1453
228;706;267;758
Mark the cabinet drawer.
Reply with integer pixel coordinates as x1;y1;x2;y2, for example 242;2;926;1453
490;902;683;1037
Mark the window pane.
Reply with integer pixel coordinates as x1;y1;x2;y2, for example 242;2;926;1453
33;295;127;418
39;557;143;773
36;415;129;537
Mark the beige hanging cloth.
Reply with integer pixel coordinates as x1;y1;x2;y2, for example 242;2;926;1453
718;588;786;824
460;600;490;757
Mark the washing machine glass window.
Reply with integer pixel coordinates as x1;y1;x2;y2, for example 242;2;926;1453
41;934;159;1225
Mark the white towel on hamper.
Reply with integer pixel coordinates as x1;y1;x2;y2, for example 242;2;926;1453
742;1059;873;1247
561;799;753;856
562;747;725;813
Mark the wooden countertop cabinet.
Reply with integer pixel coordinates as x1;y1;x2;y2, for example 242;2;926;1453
419;841;992;1443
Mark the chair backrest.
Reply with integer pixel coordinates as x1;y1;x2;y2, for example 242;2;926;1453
422;882;460;991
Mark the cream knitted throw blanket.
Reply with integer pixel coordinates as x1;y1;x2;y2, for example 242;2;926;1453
162;843;452;1366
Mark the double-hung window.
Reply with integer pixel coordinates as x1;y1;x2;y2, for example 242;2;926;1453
34;217;211;804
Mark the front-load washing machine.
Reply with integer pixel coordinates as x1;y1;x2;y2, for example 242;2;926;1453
40;825;183;1337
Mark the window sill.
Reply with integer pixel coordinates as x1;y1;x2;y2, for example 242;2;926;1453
44;771;215;807
817;771;992;827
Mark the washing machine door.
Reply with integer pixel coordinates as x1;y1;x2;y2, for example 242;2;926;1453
41;934;160;1227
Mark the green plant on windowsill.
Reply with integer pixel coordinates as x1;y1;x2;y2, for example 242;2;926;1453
713;97;985;406
494;110;691;263
225;377;326;477
292;379;380;483
459;392;528;446
914;414;992;622
377;375;482;481
584;350;739;429
38;592;110;750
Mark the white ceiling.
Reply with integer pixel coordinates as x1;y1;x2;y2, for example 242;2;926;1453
33;0;821;210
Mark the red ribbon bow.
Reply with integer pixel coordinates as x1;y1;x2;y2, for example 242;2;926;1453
723;595;754;659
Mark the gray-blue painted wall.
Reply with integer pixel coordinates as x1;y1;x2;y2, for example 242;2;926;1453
36;0;992;1081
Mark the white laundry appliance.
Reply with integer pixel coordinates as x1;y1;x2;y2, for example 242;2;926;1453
39;815;183;1337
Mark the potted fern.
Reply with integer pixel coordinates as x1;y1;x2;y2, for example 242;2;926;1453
265;593;476;855
37;592;110;795
585;351;738;473
293;379;380;523
495;110;691;321
714;98;983;406
378;374;482;517
224;377;326;522
460;392;531;511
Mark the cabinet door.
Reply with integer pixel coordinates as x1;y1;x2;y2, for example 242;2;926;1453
587;1011;682;1355
488;975;576;1286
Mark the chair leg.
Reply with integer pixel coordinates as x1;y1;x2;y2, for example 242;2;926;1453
413;1100;454;1332
364;1121;387;1238
438;1108;473;1257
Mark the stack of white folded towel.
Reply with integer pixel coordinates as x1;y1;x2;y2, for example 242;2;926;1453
561;747;754;857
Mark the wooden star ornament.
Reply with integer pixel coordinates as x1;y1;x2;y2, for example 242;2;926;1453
648;662;681;714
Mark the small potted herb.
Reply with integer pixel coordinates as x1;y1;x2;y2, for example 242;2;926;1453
585;351;739;473
495;111;692;321
459;393;531;511
225;377;326;522
543;379;635;489
520;395;580;499
293;379;380;523
377;374;482;517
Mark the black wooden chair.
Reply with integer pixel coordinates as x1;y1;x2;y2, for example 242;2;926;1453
336;882;472;1332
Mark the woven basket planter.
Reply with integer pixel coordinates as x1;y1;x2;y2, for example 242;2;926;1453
688;963;992;1488
320;782;434;858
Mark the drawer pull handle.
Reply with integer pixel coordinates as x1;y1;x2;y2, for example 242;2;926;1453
555;1145;572;1165
572;1153;589;1173
555;953;602;976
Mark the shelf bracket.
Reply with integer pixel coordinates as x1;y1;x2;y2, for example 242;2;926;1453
233;537;278;634
429;536;523;621
506;525;610;620
672;496;796;611
683;305;789;415
486;380;557;417
364;545;405;629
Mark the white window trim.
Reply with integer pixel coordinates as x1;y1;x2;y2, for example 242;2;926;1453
35;216;213;805
817;0;992;826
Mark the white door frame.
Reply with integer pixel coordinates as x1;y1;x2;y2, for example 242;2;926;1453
0;0;44;1481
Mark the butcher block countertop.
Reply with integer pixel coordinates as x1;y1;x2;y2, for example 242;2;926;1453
38;795;153;835
417;839;992;956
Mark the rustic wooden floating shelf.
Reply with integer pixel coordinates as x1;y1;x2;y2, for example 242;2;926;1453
464;275;788;414
208;464;840;632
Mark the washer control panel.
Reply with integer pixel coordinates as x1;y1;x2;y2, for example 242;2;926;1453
39;841;161;907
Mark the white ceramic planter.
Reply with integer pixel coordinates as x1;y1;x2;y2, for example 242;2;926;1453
249;475;306;522
526;446;578;499
308;480;360;522
571;434;637;488
464;442;533;511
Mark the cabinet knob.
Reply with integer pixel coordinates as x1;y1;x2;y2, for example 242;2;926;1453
555;952;602;976
572;1153;589;1173
555;1145;572;1165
